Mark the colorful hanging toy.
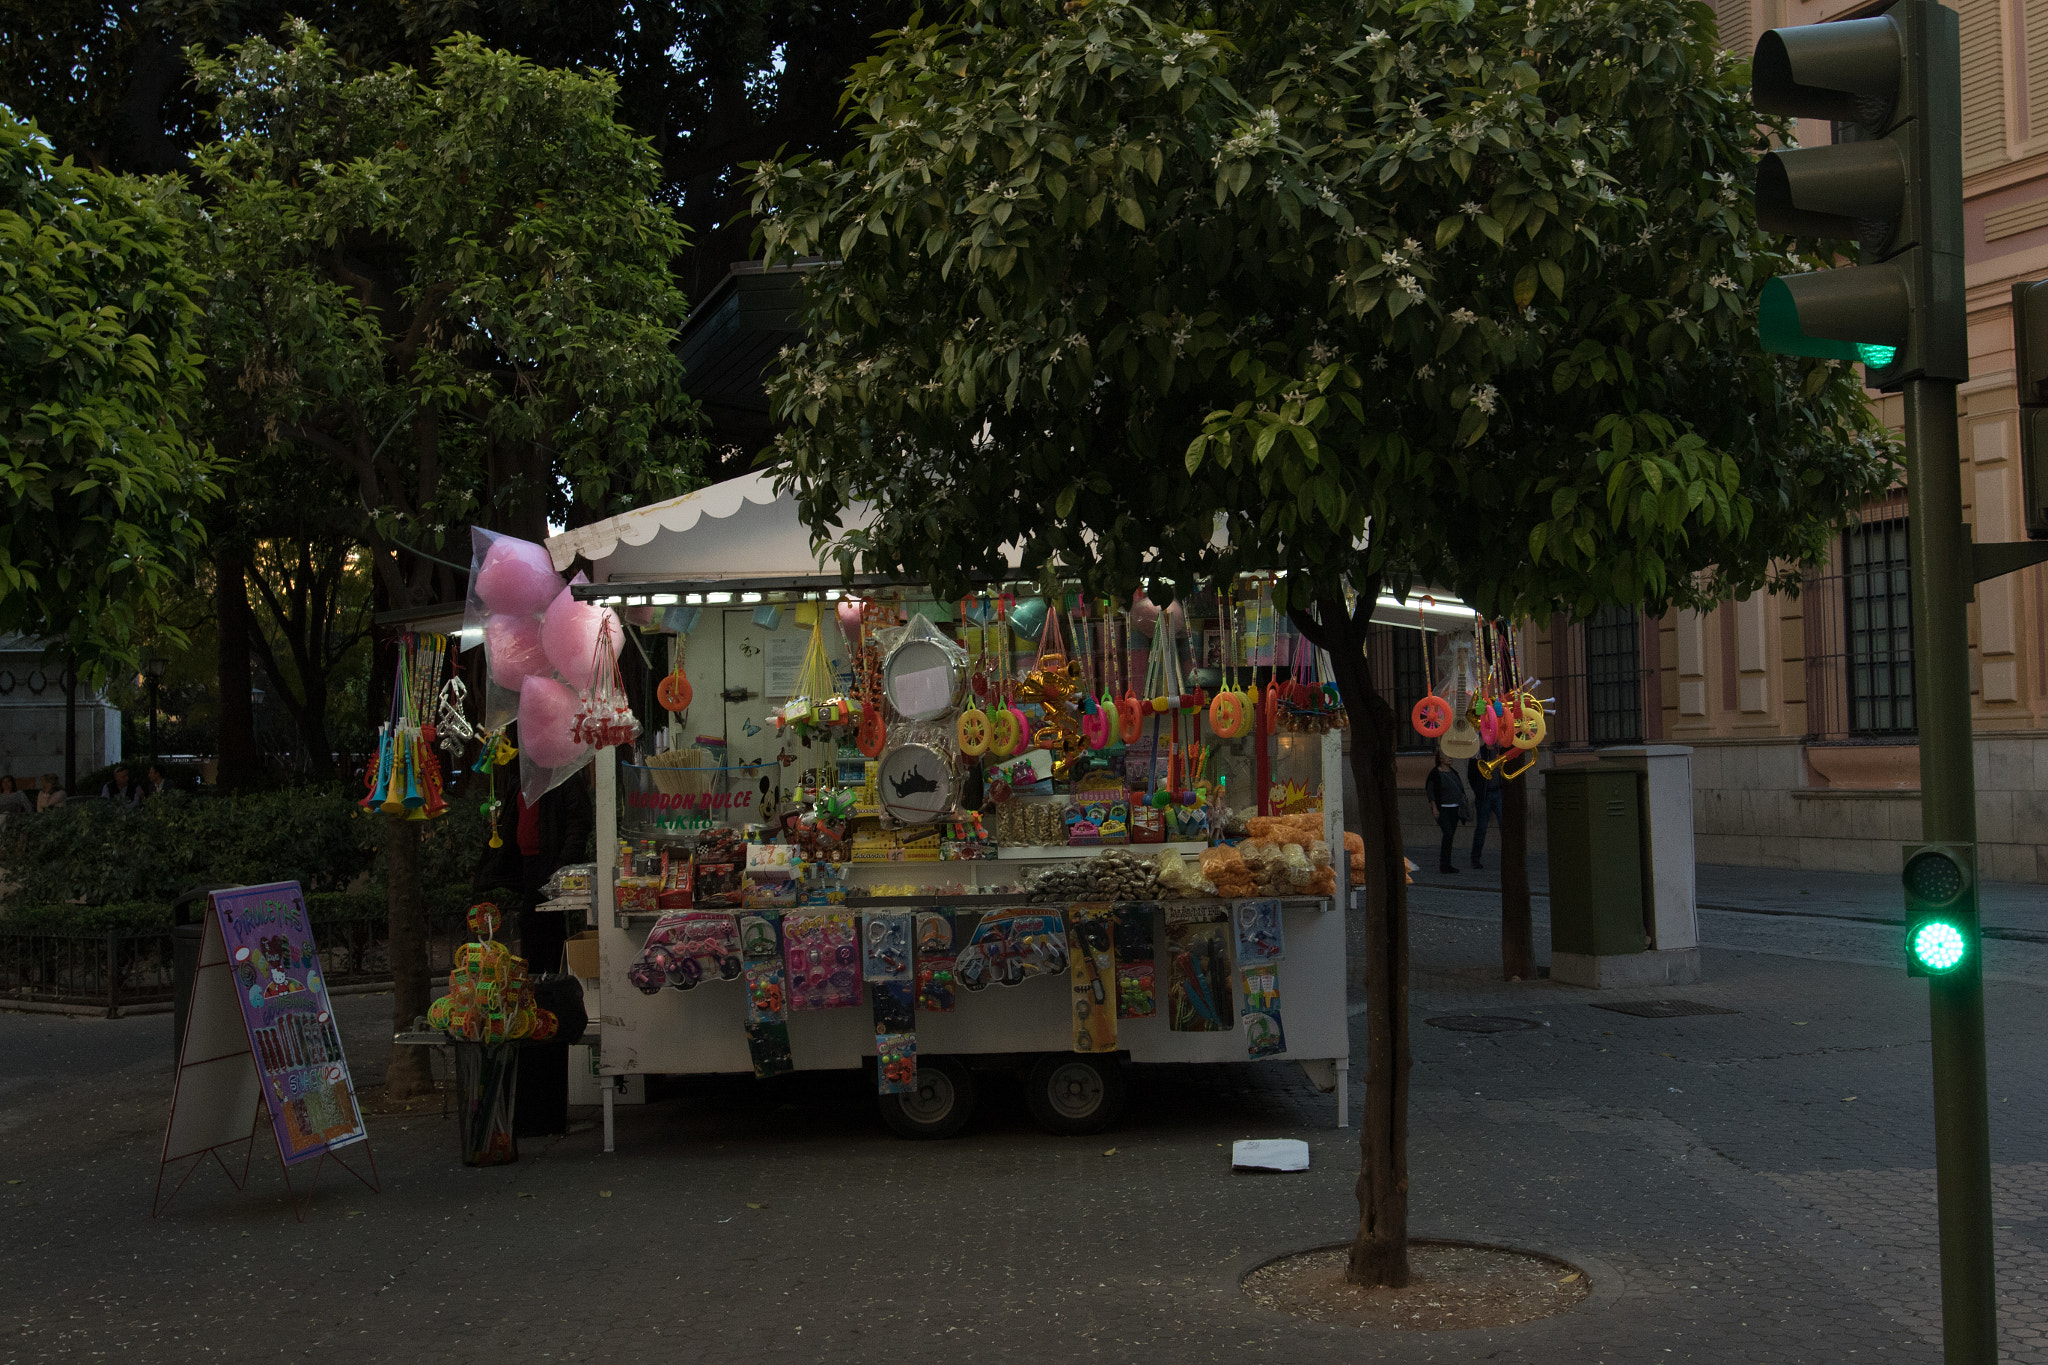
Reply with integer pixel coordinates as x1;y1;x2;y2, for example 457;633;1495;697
362;632;452;821
657;635;693;713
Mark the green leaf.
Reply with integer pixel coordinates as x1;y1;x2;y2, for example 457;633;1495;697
1538;259;1565;301
1513;265;1539;311
1184;435;1206;475
1116;194;1146;229
1435;217;1463;250
1056;484;1078;520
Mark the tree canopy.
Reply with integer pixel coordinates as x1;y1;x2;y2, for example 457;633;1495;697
0;0;916;295
190;23;708;605
0;106;221;677
750;0;1898;1287
752;0;1892;619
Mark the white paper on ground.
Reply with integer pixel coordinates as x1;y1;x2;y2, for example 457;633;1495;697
1231;1138;1310;1172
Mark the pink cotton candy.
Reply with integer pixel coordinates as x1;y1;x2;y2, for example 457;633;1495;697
518;674;589;769
475;536;563;618
540;583;620;692
485;615;550;689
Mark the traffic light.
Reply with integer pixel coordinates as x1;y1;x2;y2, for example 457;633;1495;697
1751;0;1966;391
2012;279;2048;539
1901;842;1976;976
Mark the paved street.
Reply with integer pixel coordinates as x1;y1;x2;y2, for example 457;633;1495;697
2;866;2044;1364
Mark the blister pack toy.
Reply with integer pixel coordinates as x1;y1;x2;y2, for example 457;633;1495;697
1240;964;1286;1058
876;1031;917;1095
630;910;742;992
1066;903;1118;1053
783;912;862;1011
1232;898;1285;967
1165;908;1232;1033
865;910;916;1034
955;911;1068;991
914;909;958;1013
1112;904;1157;1018
738;910;792;1077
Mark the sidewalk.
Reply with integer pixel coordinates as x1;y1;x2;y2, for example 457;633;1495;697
1407;843;2048;935
3;888;2044;1362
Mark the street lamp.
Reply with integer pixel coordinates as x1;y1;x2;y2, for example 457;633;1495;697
144;656;168;762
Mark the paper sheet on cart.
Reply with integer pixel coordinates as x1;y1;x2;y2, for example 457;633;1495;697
1231;1138;1310;1172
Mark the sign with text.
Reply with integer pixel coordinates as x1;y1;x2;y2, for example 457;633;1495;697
211;882;366;1163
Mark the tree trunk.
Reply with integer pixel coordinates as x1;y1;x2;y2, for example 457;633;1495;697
383;816;435;1101
1294;589;1410;1289
216;551;261;792
63;650;77;794
1501;770;1534;981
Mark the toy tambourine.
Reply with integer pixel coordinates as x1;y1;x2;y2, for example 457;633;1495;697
877;741;958;824
882;635;963;722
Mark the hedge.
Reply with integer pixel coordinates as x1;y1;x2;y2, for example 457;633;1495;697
0;888;488;937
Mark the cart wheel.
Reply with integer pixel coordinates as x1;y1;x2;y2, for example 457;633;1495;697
877;1055;976;1140
1024;1054;1126;1136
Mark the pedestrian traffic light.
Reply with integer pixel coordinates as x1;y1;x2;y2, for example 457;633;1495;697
1751;0;1966;391
1901;842;1976;976
2012;279;2048;539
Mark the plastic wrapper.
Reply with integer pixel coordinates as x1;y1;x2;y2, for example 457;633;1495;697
1152;848;1215;900
1200;844;1258;899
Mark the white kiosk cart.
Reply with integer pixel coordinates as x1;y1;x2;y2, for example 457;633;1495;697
544;475;1354;1149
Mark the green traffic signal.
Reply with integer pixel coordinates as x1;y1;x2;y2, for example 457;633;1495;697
1907;919;1968;973
1749;1;1966;389
1901;844;1975;978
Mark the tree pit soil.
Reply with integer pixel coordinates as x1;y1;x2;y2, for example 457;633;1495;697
1243;1243;1590;1331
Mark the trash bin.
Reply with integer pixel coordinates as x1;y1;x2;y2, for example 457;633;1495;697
454;1041;522;1166
1544;765;1646;960
170;885;233;1063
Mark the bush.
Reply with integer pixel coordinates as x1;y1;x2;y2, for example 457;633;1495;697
0;788;375;907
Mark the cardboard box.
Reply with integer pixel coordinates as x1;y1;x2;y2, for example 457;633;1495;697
563;931;600;980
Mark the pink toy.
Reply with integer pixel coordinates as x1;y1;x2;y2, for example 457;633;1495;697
518;674;590;768
474;535;563;618
540;578;621;692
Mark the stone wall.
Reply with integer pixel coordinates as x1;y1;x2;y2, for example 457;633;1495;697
1688;735;2048;884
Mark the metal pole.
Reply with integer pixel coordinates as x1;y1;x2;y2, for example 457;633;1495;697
1903;376;2000;1362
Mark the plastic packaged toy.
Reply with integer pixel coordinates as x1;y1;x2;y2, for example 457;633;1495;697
955;911;1069;991
783;912;862;1010
1066;904;1117;1053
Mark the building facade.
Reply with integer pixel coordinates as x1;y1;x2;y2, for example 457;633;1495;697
1514;0;2048;882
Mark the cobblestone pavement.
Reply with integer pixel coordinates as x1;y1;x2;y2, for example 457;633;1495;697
2;874;2042;1364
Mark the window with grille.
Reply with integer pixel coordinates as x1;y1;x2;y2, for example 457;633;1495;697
1585;606;1642;744
1845;518;1915;735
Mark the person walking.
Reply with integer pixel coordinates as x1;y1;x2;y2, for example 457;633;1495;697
1466;746;1506;870
1424;748;1469;874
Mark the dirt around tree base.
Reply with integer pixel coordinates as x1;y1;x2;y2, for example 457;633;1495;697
1243;1242;1590;1331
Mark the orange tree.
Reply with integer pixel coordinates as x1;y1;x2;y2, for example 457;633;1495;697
752;0;1892;1284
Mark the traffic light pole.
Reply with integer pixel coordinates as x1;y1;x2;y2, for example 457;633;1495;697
1903;376;2000;1361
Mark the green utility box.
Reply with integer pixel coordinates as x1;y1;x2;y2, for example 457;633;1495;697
1545;765;1646;958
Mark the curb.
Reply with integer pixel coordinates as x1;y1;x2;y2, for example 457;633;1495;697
1220;1231;1622;1338
0;977;433;1020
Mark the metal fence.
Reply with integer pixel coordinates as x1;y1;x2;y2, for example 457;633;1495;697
0;913;472;1012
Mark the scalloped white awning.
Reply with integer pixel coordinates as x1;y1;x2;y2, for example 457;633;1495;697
544;471;803;573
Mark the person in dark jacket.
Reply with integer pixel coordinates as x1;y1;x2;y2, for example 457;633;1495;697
514;765;595;975
1466;746;1507;870
1423;748;1468;874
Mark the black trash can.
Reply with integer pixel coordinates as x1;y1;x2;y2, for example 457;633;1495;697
170;885;233;1063
513;976;588;1139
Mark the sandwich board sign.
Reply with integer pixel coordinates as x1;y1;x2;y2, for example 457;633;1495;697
155;881;375;1218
